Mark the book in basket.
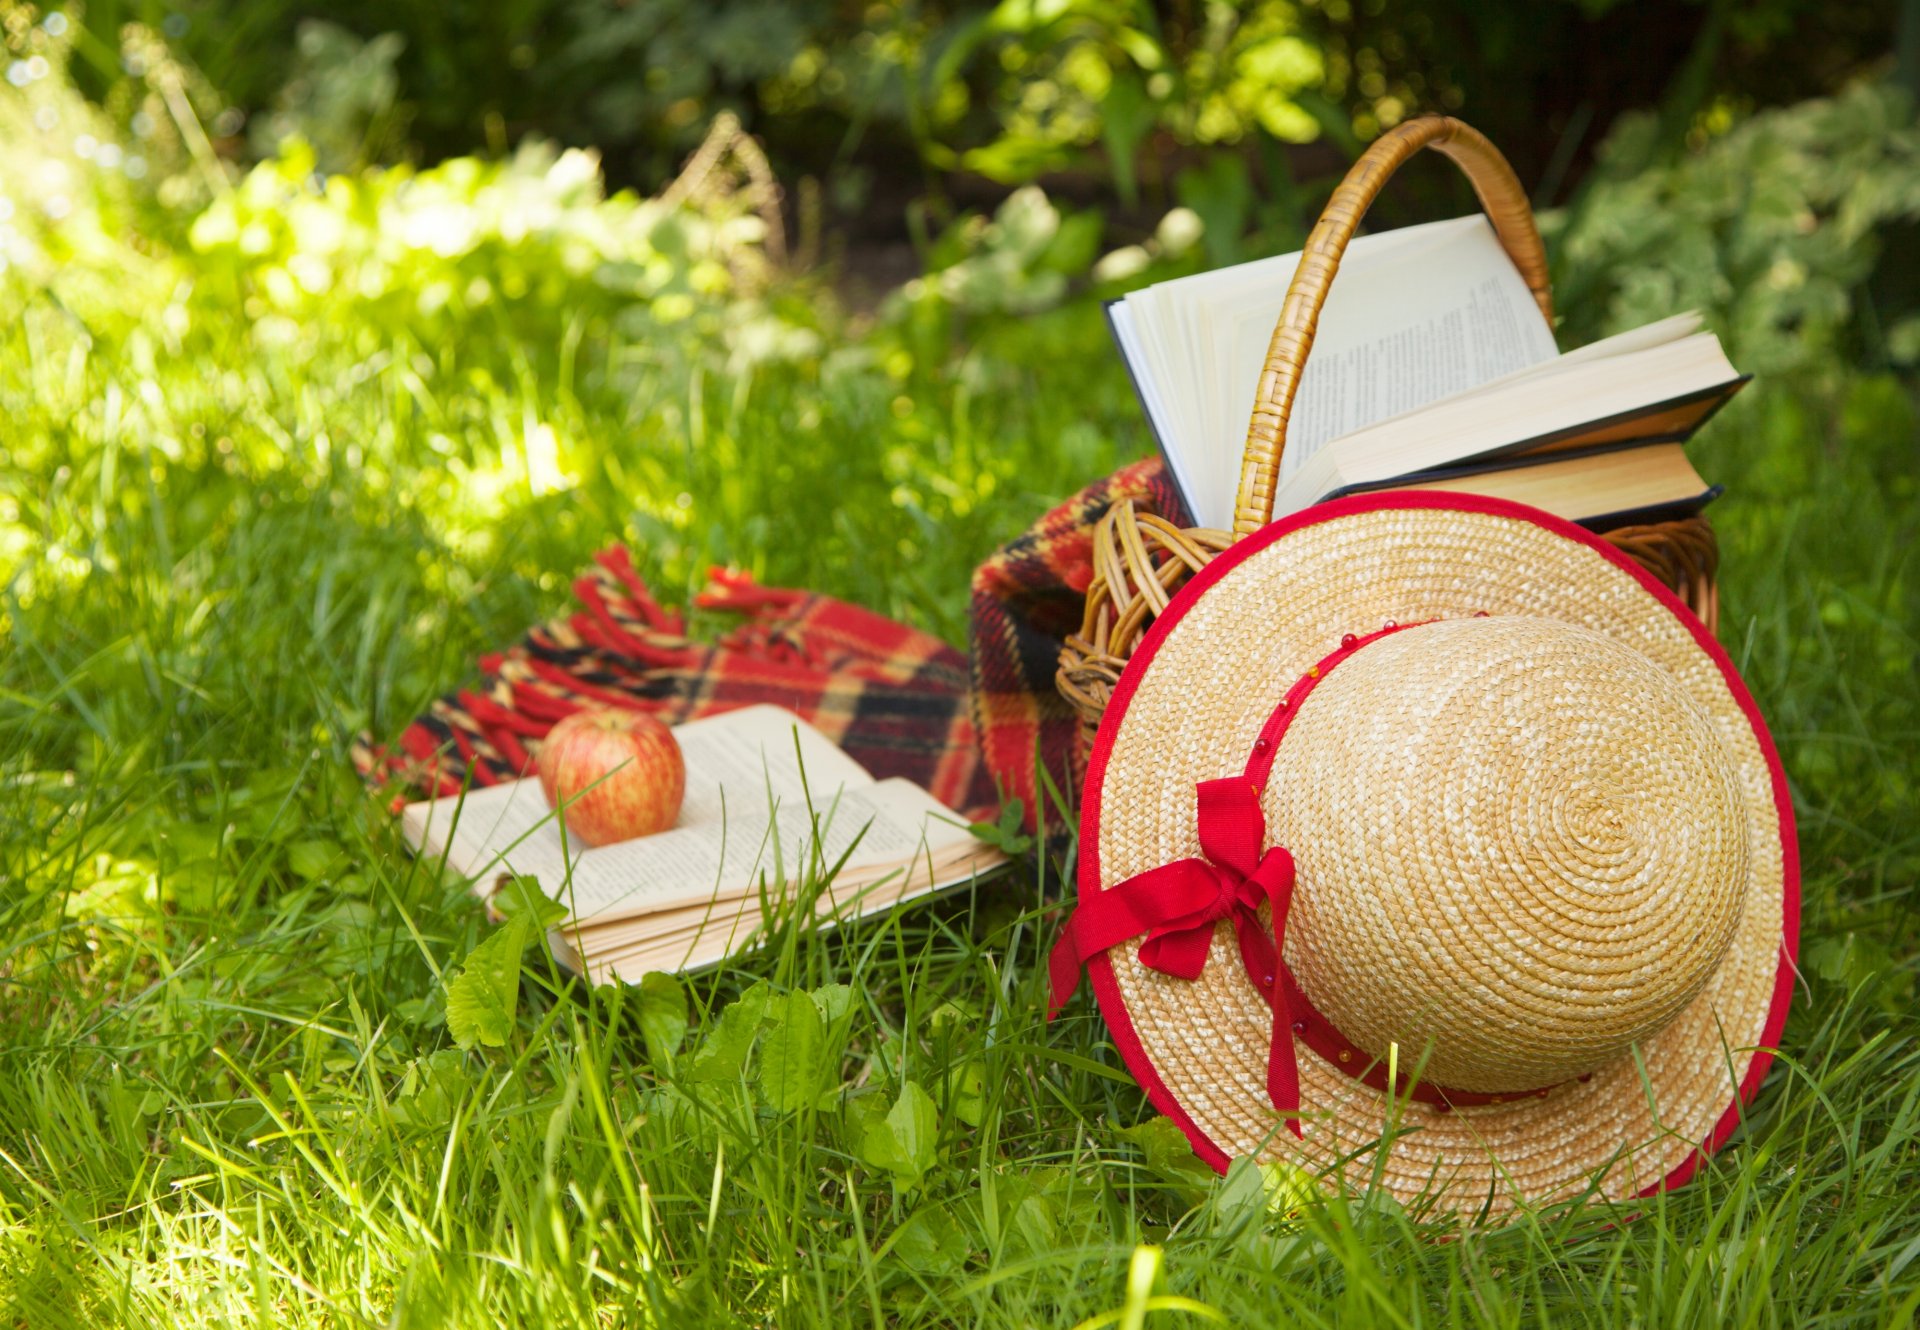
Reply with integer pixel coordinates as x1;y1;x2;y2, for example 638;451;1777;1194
1107;216;1747;531
400;705;1008;984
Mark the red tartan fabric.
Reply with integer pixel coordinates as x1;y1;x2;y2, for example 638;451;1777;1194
357;458;1188;831
354;547;995;816
965;457;1188;825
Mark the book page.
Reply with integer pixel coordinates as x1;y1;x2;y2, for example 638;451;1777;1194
671;704;875;824
1195;220;1503;492
552;777;980;924
1246;220;1559;481
553;827;1009;981
401;704;879;898
1107;303;1205;519
1376;442;1711;523
1553;311;1700;366
1122;217;1452;527
566;821;999;951
1279;332;1740;508
402;777;570;886
1384;310;1704;415
1116;217;1558;530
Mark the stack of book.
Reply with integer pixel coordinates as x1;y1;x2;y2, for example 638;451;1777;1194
1107;216;1745;532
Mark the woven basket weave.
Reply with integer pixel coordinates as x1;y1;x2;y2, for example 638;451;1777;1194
1056;116;1720;734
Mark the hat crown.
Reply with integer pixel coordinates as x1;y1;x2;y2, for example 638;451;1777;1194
1268;615;1749;1094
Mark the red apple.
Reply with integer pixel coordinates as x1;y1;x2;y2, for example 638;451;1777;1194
535;710;685;846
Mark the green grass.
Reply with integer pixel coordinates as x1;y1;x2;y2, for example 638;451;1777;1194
4;69;1920;1330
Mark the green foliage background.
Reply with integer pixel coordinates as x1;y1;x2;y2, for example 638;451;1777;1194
1;1;1917;1324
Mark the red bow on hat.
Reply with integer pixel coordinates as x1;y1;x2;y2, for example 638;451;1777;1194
1048;777;1303;1137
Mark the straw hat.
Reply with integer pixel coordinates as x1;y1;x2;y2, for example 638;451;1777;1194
1050;491;1798;1220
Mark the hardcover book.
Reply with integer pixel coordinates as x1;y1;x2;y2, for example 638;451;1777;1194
401;705;1006;983
1106;216;1744;530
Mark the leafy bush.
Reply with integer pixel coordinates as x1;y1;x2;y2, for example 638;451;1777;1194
894;184;1108;317
245;19;408;171
1548;79;1920;376
885;0;1329;190
52;0;1901;234
184;135;794;368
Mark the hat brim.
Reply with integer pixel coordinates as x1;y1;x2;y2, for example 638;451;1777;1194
1079;490;1798;1219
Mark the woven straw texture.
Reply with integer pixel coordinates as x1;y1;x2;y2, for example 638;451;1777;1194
1092;505;1787;1218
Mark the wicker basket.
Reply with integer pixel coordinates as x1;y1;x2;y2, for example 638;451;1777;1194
1056;115;1719;734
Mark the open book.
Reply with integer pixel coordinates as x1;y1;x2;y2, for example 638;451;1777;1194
400;705;1007;984
1107;216;1746;531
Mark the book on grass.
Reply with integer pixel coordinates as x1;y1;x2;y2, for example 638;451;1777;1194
400;704;1008;985
1106;215;1747;531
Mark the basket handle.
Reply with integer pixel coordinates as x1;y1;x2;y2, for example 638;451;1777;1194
1231;116;1554;536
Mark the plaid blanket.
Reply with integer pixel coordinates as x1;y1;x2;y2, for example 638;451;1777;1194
357;458;1186;829
965;457;1186;824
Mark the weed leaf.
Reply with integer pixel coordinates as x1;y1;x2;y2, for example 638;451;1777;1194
635;971;689;1071
1118;1116;1216;1189
758;989;826;1112
286;840;338;881
494;874;568;929
861;1079;939;1188
888;1205;970;1275
683;982;772;1083
968;798;1034;857
810;982;854;1027
445;916;532;1050
944;1059;987;1128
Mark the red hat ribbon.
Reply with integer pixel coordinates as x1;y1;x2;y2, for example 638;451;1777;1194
1048;776;1303;1136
